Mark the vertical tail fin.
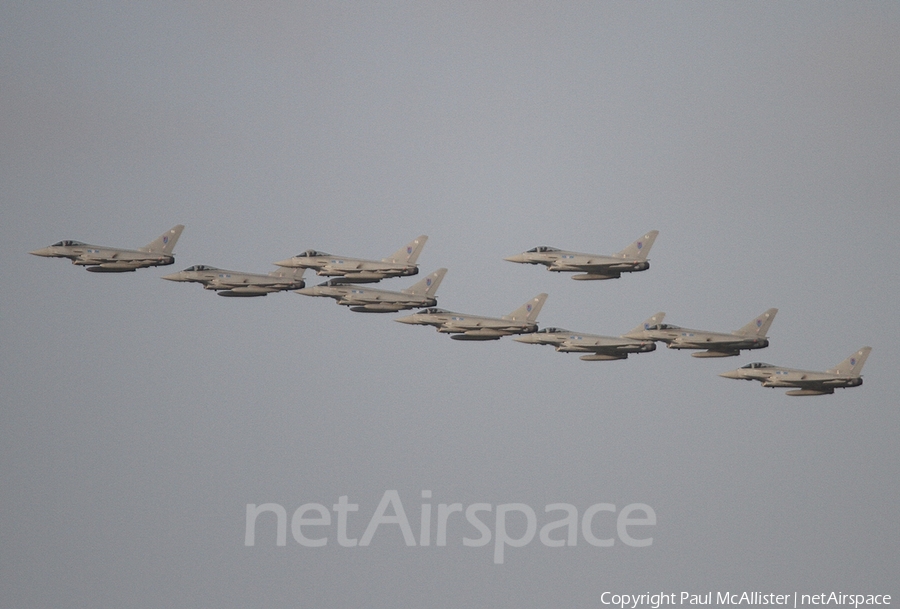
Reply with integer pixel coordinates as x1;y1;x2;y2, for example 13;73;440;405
616;230;659;260
828;346;872;376
402;268;447;296
268;267;306;280
627;311;665;336
503;293;548;323
141;225;185;254
734;308;777;337
384;235;428;264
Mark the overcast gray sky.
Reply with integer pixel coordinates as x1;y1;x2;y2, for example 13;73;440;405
2;3;899;607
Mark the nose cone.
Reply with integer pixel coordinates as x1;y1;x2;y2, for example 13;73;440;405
29;247;55;257
718;370;742;379
273;258;297;268
504;254;527;263
294;286;319;296
512;335;539;344
394;314;419;325
161;272;186;281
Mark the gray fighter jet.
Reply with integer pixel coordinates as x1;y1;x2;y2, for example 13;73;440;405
394;293;548;341
719;347;871;396
274;235;427;283
30;225;184;272
295;268;447;312
512;312;663;360
624;308;777;357
504;230;658;280
161;265;306;297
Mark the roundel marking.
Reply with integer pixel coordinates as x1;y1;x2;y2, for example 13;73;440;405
426;278;432;286
756;319;763;327
850;358;857;366
163;236;169;244
637;241;643;250
407;246;413;254
526;304;533;312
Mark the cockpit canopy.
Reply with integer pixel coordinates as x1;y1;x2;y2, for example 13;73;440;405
183;265;219;272
418;308;448;315
650;323;681;330
740;362;774;369
294;249;330;257
538;327;569;334
526;246;560;253
53;240;86;247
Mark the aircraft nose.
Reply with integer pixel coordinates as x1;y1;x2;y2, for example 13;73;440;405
511;335;536;343
160;272;184;281
394;315;418;324
294;287;317;295
504;254;526;263
29;247;54;257
718;370;741;379
273;258;296;268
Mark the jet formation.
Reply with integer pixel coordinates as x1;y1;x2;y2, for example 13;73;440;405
30;226;870;395
719;347;871;396
30;225;184;272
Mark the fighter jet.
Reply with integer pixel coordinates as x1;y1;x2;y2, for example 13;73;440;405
718;347;872;396
512;312;663;360
295;268;447;312
394;293;548;341
504;230;658;280
29;225;184;272
274;235;427;283
624;308;777;357
161;265;306;297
